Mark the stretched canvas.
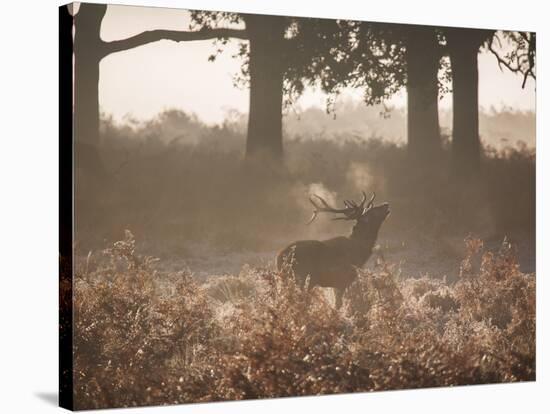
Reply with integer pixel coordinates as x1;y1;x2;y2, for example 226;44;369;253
59;2;536;410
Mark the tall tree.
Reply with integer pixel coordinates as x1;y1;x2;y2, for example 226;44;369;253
190;12;313;166
242;15;286;162
294;21;447;165
73;4;106;171
74;5;339;168
405;26;443;162
447;29;536;179
71;4;246;171
445;28;494;178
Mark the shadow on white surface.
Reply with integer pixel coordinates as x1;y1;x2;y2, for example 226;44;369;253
34;392;57;407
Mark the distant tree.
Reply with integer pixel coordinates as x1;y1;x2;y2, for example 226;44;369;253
444;28;495;178
488;31;536;89
240;14;287;164
292;21;446;164
73;5;340;169
444;28;535;179
190;12;341;166
73;4;105;172
71;4;246;172
404;26;444;161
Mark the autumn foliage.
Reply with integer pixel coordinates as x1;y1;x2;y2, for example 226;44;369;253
72;231;535;410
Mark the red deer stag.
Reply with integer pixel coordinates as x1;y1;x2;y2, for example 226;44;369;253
277;191;390;309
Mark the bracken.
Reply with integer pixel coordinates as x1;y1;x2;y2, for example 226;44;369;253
73;232;535;409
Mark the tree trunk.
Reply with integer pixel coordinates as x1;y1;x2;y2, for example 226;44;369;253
73;4;107;172
446;29;494;179
243;15;286;166
406;27;441;163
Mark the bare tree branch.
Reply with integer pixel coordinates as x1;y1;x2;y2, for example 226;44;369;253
103;28;248;56
489;37;519;73
487;32;536;89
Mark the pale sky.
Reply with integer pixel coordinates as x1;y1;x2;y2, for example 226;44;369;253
97;4;536;125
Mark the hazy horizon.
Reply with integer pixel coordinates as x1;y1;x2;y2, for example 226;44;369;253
96;4;536;125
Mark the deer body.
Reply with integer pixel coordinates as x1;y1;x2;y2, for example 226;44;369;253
277;192;389;308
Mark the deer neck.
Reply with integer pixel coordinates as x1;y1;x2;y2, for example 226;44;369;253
347;224;381;266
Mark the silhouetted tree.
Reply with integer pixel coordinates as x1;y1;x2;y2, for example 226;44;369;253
190;12;315;166
294;22;446;164
73;5;336;168
73;4;105;172
445;28;494;178
445;29;535;179
72;4;246;171
242;15;286;163
488;31;536;89
405;26;443;161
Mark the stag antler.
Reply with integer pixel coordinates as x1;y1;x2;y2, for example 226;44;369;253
307;191;375;224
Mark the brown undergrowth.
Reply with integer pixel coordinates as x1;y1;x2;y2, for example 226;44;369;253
73;231;535;410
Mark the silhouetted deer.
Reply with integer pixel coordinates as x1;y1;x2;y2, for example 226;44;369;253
277;192;390;309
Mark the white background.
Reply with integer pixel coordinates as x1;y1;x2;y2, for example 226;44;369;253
0;0;546;412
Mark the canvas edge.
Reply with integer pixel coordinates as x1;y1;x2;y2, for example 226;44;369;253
59;3;75;411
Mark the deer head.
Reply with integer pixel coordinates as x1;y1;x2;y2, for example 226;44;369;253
308;191;390;241
308;191;389;224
